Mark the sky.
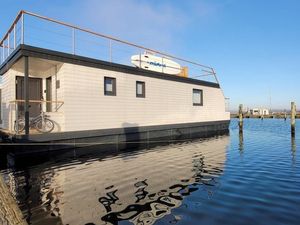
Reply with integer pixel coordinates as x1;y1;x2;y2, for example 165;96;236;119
0;0;299;111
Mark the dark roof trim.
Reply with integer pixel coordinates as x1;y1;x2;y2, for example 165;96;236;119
1;44;220;88
0;45;23;75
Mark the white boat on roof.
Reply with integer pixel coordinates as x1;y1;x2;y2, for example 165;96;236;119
131;53;182;75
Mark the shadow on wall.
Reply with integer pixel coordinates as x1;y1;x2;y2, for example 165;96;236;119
121;122;140;150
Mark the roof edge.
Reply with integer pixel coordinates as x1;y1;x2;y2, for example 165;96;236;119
0;44;220;89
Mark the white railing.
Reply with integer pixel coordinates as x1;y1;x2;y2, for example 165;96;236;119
0;10;219;83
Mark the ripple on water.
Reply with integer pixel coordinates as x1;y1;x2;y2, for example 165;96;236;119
0;119;300;225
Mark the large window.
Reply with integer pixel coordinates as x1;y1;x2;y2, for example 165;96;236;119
136;81;145;98
104;77;116;96
193;89;203;106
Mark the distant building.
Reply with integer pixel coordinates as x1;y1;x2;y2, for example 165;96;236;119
250;108;269;116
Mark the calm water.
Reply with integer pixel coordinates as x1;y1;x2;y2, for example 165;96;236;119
0;119;299;225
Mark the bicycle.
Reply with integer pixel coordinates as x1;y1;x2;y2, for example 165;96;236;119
14;111;55;133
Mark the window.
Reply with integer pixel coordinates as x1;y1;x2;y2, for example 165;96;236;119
104;77;116;96
193;89;203;106
136;81;145;98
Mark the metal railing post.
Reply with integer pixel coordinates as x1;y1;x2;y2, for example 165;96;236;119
7;33;10;56
211;68;219;84
21;13;24;44
2;43;4;62
13;25;16;49
72;28;75;54
109;40;112;62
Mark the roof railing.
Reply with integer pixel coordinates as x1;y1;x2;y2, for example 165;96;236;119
0;10;220;84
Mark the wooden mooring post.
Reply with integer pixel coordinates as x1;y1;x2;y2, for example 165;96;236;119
0;176;27;225
239;104;243;129
291;102;296;135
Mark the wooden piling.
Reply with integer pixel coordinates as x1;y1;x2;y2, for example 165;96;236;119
284;111;287;121
239;104;243;129
291;102;296;135
0;176;27;225
239;127;244;152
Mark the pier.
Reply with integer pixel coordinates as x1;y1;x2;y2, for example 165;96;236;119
231;107;300;119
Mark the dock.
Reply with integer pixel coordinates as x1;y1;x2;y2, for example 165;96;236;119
230;112;300;119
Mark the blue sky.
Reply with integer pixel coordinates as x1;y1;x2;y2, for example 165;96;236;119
0;0;299;111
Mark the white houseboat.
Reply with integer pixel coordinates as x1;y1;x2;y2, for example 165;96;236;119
0;11;230;148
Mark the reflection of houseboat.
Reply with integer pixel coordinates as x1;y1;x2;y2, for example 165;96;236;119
4;136;229;224
0;11;229;147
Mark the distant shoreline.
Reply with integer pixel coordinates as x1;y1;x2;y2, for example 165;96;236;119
230;113;300;119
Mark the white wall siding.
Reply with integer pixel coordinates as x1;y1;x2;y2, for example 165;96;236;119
42;65;66;132
62;63;229;131
1;61;229;133
0;70;15;130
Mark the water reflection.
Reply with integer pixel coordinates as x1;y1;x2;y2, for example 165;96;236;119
1;136;229;225
291;133;296;151
291;133;296;165
239;127;244;153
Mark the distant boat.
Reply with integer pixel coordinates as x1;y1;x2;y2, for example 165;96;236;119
131;53;182;75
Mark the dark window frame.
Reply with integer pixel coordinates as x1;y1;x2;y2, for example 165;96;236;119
193;89;203;106
104;77;116;96
46;76;52;112
136;81;145;98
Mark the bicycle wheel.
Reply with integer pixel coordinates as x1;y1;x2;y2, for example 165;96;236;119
35;118;55;133
14;119;25;133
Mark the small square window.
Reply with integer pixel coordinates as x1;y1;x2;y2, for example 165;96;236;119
104;77;116;96
136;81;145;98
193;89;203;106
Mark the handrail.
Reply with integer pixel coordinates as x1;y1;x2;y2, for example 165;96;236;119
21;10;214;70
0;10;23;46
0;10;221;84
10;99;64;112
1;10;214;70
9;99;64;104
